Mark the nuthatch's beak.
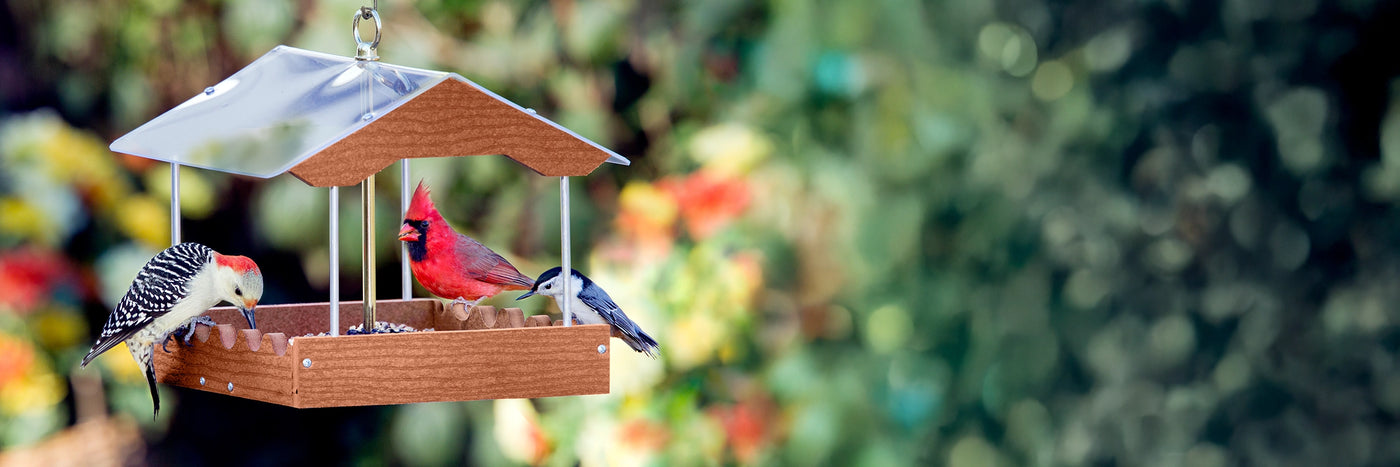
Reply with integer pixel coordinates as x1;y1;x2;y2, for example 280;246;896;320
240;300;258;329
397;224;419;242
516;290;536;300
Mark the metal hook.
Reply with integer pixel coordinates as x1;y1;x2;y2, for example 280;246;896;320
352;6;381;61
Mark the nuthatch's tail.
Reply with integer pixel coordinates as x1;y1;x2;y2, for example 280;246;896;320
618;326;660;359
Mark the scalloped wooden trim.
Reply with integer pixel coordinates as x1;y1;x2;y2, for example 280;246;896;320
154;323;295;406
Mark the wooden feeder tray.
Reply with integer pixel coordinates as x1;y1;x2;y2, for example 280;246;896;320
154;299;610;408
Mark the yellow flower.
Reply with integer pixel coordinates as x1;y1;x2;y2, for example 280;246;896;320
667;313;724;370
40;121;123;186
617;181;678;233
0;111;133;222
680;245;763;321
144;165;218;219
714;250;763;312
37;116;132;212
31;308;88;350
116;195;171;249
614;181;679;260
0;371;66;415
86;175;132;215
0;334;66;415
0;197;48;244
688;123;774;176
98;342;144;384
0;334;35;387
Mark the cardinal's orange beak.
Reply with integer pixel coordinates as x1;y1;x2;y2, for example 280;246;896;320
398;223;420;242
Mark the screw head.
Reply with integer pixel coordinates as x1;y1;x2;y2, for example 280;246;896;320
227;382;234;392
525;108;537;114
361;112;374;121
203;86;215;95
199;377;206;386
302;358;312;368
598;344;607;354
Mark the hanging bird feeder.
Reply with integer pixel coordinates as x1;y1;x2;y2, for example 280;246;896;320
108;5;626;408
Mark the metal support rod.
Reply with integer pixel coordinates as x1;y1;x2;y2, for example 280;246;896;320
560;176;572;327
170;163;180;245
400;160;411;299
362;177;376;330
329;186;340;336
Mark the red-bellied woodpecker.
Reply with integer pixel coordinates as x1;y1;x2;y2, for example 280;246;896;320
517;267;659;358
80;242;263;416
397;181;534;308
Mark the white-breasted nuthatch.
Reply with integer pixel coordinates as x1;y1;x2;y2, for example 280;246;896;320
518;267;659;358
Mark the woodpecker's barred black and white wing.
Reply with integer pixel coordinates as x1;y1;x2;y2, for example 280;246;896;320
81;243;214;367
576;275;660;358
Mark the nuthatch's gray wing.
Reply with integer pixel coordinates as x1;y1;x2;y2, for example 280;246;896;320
576;276;660;358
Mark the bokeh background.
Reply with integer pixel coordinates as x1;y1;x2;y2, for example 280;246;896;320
3;0;1400;465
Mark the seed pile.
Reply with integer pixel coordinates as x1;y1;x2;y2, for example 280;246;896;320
302;321;434;337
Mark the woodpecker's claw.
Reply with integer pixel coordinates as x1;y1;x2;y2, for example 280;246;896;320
182;316;217;346
164;316;217;350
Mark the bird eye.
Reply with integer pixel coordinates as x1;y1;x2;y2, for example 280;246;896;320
544;284;552;290
235;287;242;296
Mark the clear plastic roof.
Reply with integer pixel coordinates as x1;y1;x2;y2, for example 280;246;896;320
110;46;627;179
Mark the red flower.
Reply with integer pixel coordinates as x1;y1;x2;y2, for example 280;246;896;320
617;418;669;453
612;181;680;261
0;248;85;314
707;398;775;463
659;171;751;240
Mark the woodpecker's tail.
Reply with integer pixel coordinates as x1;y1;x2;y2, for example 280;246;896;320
81;336;121;368
145;363;160;418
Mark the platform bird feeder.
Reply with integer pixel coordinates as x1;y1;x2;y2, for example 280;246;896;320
108;7;624;407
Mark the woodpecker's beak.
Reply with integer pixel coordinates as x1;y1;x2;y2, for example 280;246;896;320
397;224;419;242
516;290;536;300
240;301;258;329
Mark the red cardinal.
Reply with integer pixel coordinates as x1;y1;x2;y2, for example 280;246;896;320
398;181;534;307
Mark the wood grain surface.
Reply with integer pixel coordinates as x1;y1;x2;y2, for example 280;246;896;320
153;301;611;408
154;324;295;406
287;79;614;187
290;324;610;407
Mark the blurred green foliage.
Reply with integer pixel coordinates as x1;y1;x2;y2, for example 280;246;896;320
5;0;1400;465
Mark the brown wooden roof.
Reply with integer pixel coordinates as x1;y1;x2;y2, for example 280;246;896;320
288;78;619;187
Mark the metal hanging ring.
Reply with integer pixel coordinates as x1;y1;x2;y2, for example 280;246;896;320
353;7;381;61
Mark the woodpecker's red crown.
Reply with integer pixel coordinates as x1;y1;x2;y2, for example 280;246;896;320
405;180;441;221
215;254;260;274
